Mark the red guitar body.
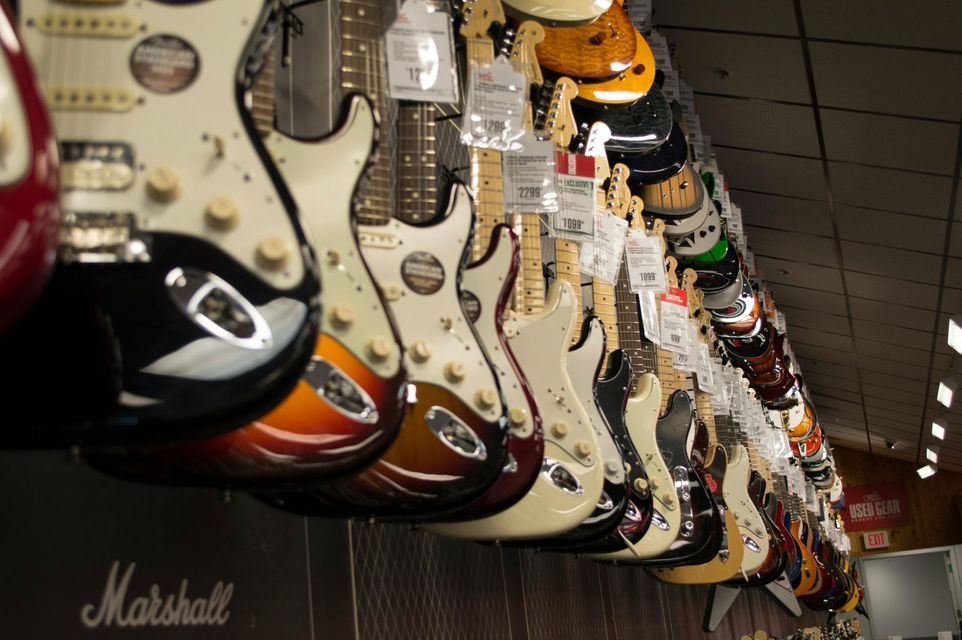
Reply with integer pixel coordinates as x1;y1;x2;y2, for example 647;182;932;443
0;1;60;333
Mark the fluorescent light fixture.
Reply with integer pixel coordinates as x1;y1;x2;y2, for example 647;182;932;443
917;464;937;479
932;417;947;440
950;315;962;354
926;446;940;464
938;376;957;408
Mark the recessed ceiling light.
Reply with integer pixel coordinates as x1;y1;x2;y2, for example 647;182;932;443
938;377;957;408
932;418;947;440
949;315;962;354
917;464;937;479
926;446;940;464
712;67;731;80
778;269;791;276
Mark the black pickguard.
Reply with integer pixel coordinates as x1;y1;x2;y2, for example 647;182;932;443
572;84;673;155
619;120;688;188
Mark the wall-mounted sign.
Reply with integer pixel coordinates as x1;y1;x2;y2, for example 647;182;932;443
842;482;912;532
862;530;890;550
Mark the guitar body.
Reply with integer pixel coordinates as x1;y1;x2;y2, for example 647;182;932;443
427;281;603;539
723;445;770;575
536;1;634;77
619;119;687;188
261;184;509;519
2;0;321;445
0;1;60;335
502;0;613;26
728;479;786;587
431;225;544;519
775;500;803;584
792;518;821;596
572;31;656;105
87;96;408;487
573;85;672;155
641;163;705;218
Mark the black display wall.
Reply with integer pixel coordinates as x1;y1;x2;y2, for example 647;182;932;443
0;452;825;638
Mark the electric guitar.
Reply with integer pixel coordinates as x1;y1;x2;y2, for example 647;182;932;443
535;0;636;80
0;0;60;335
502;0;614;27
618;118;689;189
261;0;511;519
3;0;321;445
641;162;705;218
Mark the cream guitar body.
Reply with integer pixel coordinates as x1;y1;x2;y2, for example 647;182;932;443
725;444;771;575
503;0;613;25
429;280;603;540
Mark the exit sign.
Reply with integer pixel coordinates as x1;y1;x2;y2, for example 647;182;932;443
863;530;890;549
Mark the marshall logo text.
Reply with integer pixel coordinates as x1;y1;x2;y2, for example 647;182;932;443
80;561;234;629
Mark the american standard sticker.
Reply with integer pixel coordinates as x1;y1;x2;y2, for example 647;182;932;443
130;35;200;94
80;561;233;629
400;251;445;295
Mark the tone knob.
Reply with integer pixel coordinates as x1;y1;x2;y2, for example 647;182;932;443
204;196;239;230
507;407;528;428
633;478;650;493
474;388;498;410
662;492;675;505
331;304;356;328
550;421;568;438
605;460;621;475
146;166;182;203
443;361;466;383
408;340;431;363
255;236;290;270
649;477;660;490
574;441;592;459
754;526;765;537
366;337;392;362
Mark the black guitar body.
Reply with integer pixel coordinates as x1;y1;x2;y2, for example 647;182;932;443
0;232;319;446
572;84;673;155
619;119;688;188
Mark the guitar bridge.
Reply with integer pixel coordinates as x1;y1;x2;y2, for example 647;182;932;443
59;211;150;264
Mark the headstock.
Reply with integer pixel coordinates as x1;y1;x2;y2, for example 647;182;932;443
665;255;679;289
506;21;544;87
582;120;611;181
605;163;631;218
459;0;505;40
541;78;579;149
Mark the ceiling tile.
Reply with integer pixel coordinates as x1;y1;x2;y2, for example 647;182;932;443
733;191;834;235
811;394;864;418
699;96;820;156
783;306;851;336
813;387;863;405
746;227;838;266
858;354;931;381
945;258;962;289
848;298;937;330
714;147;826;200
859;370;927;394
755;255;844;293
828;162;954;218
835;205;947;253
791;343;856;367
767;283;848;315
950;223;962;256
852;319;932;351
803;371;861;394
941;288;962;315
661;29;810;102
845;271;940;309
862;383;927;406
808;42;962;120
788;326;853;352
865;396;925;418
796;357;858;381
855;338;930;367
866;404;924;424
819;109;959;176
840;241;944;282
656;1;799;34
800;0;962;51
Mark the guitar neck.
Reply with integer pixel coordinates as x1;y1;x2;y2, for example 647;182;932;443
340;0;393;224
251;47;275;137
652;298;690;415
613;257;653;395
554;237;584;343
592;276;618;372
693;376;718;445
396;102;439;224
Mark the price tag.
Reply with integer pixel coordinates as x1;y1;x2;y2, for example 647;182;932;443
695;341;715;394
639;291;661;345
647;31;673;73
672;323;697;372
625;0;652;32
678;80;696;113
729;203;744;237
700;134;712;167
743;248;756;275
461;56;525;150
661;69;680;102
502;131;557;213
625;228;667;292
659;286;689;355
687;115;704;162
385;0;460;103
580;210;628;284
552;151;596;241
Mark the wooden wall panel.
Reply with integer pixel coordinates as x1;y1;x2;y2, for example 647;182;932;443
833;446;962;555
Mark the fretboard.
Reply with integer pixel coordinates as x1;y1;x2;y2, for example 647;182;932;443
341;0;393;224
396;102;438;224
613;257;654;395
251;47;275;137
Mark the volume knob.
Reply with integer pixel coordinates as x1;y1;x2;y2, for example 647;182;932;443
507;407;528;428
146;166;181;203
408;341;432;363
474;388;498;410
443;361;466;384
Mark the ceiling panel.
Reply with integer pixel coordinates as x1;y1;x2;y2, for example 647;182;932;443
857;354;931;381
845;271;940;309
733;191;834;235
828;162;954;218
782;306;852;336
787;326;853;352
808;42;962;120
862;383;927;406
767;283;849;315
792;343;856;367
949;223;962;257
802;372;861;394
796;357;858;381
855;339;931;368
661;29;811;102
755;255;844;293
713;147;826;200
848;297;938;331
859;371;928;395
746;227;838;266
851;319;932;351
696;95;820;156
835;205;948;253
800;0;962;51
863;396;926;418
840;241;943;282
656;0;799;35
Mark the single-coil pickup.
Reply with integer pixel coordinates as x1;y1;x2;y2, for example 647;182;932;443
358;230;400;249
48;86;136;112
36;12;139;38
61;140;136;191
51;0;126;5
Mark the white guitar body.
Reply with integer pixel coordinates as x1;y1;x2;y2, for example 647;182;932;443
724;444;770;575
358;185;504;426
429;280;603;540
584;373;680;562
502;0;614;25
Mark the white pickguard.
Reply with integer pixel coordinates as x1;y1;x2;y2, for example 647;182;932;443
724;444;770;575
21;0;305;289
502;0;613;24
566;318;625;485
358;185;502;424
584;373;681;562
428;280;603;540
266;97;400;378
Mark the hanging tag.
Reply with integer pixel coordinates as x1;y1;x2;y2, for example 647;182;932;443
659;286;689;355
639;291;661;345
661;68;680;102
385;0;460;103
625;0;652;32
580;211;628;284
502;131;557;214
552;151;596;241
647;31;673;73
625;228;667;292
461;57;526;150
687;115;703;162
695;341;715;395
672;323;697;372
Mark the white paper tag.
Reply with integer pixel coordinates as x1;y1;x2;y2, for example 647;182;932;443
647;31;673;73
502;131;557;214
661;69;680;102
672;323;697;372
625;0;652;32
729;203;744;237
625;228;667;292
580;210;628;284
695;341;715;394
386;0;459;103
552;151;596;241
660;287;689;355
638;291;661;345
687;115;704;162
461;57;526;150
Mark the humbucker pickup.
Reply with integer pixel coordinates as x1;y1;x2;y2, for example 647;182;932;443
37;12;139;38
61;140;136;191
59;211;151;264
47;86;136;112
